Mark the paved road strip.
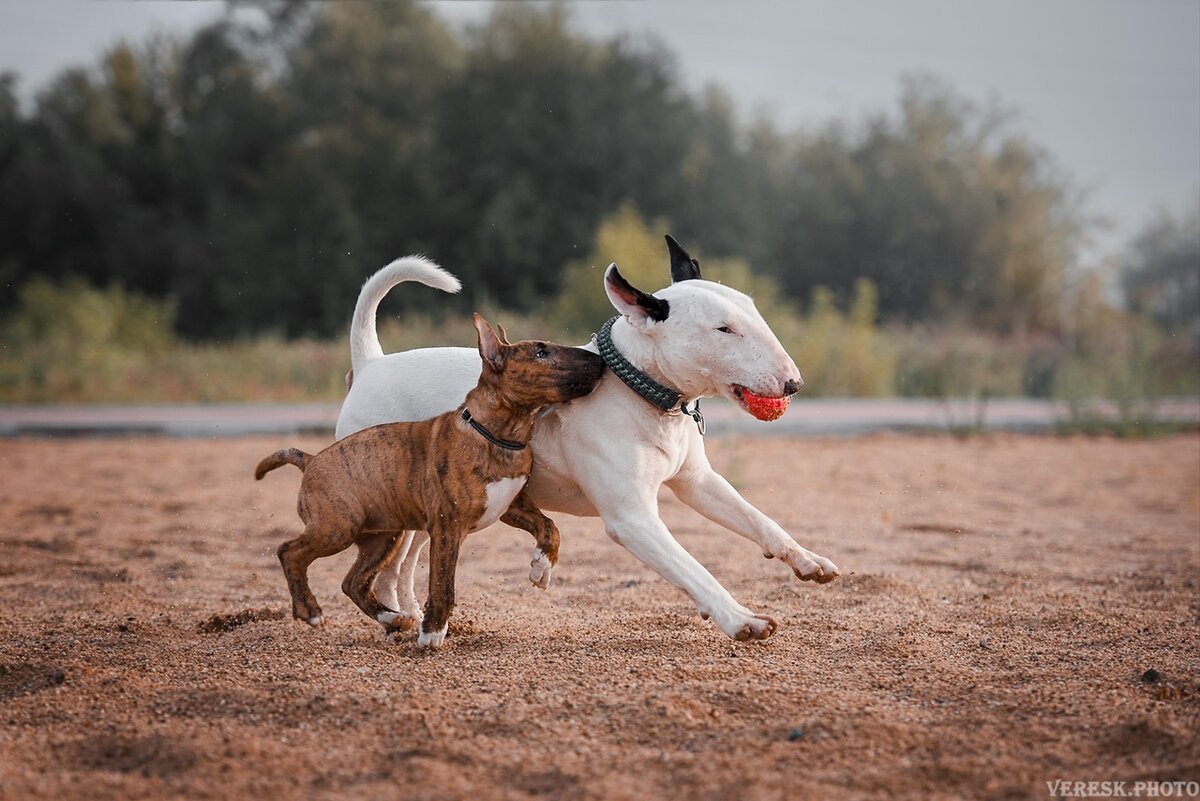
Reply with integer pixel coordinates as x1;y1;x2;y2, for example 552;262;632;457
2;398;1196;438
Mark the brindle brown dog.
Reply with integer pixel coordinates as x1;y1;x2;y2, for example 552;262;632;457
255;314;604;648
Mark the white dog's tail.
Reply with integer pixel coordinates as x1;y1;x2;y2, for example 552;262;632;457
349;256;461;373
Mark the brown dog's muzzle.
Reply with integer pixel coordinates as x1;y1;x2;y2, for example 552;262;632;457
556;349;605;400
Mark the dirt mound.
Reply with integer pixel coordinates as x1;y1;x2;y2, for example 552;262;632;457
198;607;287;633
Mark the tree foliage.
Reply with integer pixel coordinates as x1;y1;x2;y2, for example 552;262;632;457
1;2;1100;342
1122;198;1200;340
764;76;1086;333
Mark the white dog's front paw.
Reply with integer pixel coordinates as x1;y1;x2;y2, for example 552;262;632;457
777;548;840;584
708;606;779;642
417;623;448;649
528;548;553;589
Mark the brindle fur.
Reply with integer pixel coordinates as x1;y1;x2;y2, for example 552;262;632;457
255;315;603;642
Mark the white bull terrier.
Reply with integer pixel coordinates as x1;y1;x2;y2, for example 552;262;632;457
336;236;840;641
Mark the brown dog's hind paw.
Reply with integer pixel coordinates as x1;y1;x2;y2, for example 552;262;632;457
528;548;554;589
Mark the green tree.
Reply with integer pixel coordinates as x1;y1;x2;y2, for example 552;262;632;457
0;5;1101;344
1122;198;1200;340
764;75;1087;333
427;4;693;308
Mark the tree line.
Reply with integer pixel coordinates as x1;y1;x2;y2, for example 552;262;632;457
0;1;1195;344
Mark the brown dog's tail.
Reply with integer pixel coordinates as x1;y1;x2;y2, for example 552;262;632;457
254;448;310;480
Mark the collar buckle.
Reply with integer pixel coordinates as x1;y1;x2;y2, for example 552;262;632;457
680;399;705;436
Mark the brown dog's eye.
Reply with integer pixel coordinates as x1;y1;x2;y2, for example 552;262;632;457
535;344;549;358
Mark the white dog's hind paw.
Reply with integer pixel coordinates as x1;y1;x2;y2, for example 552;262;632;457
528;548;553;589
376;609;420;633
417;623;448;649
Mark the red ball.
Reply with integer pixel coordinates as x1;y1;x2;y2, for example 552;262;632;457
741;389;790;421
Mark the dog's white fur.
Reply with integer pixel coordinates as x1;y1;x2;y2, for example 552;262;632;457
337;255;839;640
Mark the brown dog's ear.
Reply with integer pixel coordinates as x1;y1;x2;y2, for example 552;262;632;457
494;321;511;345
473;313;506;372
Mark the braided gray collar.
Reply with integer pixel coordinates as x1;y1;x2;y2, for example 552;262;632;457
594;317;705;434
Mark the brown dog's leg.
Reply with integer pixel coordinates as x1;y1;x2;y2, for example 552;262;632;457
341;531;404;624
418;528;463;648
277;520;356;626
500;488;560;590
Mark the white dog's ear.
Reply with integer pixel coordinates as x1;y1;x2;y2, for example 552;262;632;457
605;264;670;324
472;313;506;371
665;235;702;282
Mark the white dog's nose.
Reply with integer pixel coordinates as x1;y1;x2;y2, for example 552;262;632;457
783;377;804;395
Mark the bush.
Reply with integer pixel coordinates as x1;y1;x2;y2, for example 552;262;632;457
786;280;896;397
3;255;1195;408
550;202;672;337
0;276;176;402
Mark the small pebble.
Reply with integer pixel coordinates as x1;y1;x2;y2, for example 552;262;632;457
786;728;805;742
1141;669;1161;683
50;668;66;685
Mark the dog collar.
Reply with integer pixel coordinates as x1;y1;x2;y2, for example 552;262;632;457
594;316;705;435
461;408;527;451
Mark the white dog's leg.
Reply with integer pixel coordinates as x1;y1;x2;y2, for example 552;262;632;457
372;530;425;628
394;530;429;617
597;496;777;641
370;531;411;612
668;465;840;583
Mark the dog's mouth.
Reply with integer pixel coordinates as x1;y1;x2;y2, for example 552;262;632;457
557;373;604;400
564;378;601;398
730;384;791;422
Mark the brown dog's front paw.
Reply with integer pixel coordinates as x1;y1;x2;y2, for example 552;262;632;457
417;622;448;649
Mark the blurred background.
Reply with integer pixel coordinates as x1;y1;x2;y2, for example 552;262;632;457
0;0;1197;431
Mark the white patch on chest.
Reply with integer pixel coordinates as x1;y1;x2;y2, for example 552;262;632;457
470;476;528;532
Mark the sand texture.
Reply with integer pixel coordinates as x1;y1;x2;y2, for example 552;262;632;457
0;433;1197;800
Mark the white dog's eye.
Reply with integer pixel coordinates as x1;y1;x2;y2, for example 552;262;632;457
716;325;735;334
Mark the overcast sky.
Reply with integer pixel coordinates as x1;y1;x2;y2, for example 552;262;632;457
1;0;1197;259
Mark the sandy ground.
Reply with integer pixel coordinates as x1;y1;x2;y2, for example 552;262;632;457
0;433;1197;801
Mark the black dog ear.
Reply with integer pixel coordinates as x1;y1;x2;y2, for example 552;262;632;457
665;235;702;282
604;264;670;324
